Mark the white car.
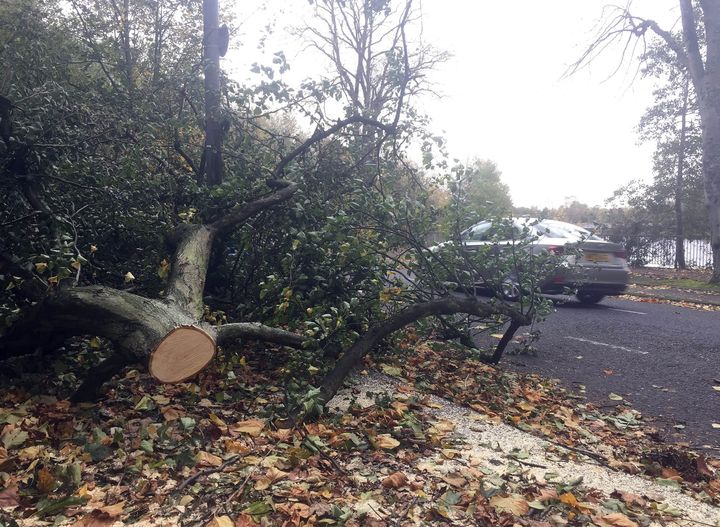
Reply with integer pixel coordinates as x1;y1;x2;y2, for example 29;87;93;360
458;218;630;303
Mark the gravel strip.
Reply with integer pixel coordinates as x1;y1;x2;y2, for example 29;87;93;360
329;370;720;526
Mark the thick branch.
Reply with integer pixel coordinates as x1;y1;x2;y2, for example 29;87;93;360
316;296;531;406
216;322;306;349
210;181;298;234
271;115;395;180
165;224;214;318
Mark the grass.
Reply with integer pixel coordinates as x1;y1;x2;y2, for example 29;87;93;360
630;275;720;293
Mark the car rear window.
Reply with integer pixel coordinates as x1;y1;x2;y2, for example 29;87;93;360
535;220;600;240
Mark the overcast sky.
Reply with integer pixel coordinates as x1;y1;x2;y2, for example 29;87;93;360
229;0;683;208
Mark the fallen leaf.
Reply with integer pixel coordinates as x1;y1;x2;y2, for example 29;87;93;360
608;393;623;401
160;406;183;421
36;467;56;494
373;434;400;450
381;364;402;376
0;486;19;509
559;492;579;508
196;451;223;467
230;419;265;437
233;514;256;527
592;513;638;527
70;503;124;527
489;494;529;515
254;466;289;491
1;428;28;450
204;516;234;527
381;471;408;488
441;472;466;487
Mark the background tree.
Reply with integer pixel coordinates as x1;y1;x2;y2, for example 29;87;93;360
637;39;706;268
439;158;513;237
570;0;720;282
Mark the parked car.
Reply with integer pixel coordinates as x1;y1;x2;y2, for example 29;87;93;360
458;218;629;303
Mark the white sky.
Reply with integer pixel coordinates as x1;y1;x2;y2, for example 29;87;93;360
228;0;683;208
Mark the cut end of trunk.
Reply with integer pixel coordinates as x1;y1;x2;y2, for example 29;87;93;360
149;325;216;383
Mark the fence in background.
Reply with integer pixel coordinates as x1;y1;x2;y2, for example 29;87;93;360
629;238;712;268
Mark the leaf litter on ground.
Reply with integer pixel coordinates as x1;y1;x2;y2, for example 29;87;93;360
0;335;719;526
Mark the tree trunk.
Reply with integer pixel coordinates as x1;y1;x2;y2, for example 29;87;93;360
0;187;298;399
680;0;720;282
675;78;689;270
200;0;224;186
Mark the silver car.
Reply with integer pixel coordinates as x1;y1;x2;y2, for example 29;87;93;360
460;218;629;303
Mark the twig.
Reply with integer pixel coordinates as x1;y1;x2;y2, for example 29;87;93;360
543;438;611;467
0;211;40;227
508;457;548;469
175;454;240;494
299;426;347;476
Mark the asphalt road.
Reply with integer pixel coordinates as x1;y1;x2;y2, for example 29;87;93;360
499;296;720;450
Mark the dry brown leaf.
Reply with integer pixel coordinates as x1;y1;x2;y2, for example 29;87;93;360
230;419;265;437
223;439;249;454
254;466;289;491
612;490;646;508
373;434;400;450
698;456;716;478
70;502;125;527
592;513;639;527
489;494;529;515
98;502;125;517
537;488;558;502
441;472;466;488
160;406;183;421
0;486;19;509
36;466;56;494
233;514;256;527
205;516;234;527
196;451;223;467
276;501;311;523
559;492;579;508
381;471;408;488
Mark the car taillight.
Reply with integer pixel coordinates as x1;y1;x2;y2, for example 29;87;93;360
614;250;627;259
547;245;564;255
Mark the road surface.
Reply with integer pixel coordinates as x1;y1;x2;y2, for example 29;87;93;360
497;296;720;450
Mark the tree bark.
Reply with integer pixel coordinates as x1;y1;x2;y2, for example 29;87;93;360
675;77;689;270
200;0;224;186
679;0;720;281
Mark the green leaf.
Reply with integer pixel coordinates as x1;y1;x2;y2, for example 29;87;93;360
35;495;88;518
134;395;154;410
655;478;681;489
84;443;113;462
140;439;154;453
243;500;272;517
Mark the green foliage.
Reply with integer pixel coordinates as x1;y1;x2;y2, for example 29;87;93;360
438;159;513;237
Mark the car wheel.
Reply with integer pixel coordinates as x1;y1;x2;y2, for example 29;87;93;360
500;279;521;301
576;292;605;304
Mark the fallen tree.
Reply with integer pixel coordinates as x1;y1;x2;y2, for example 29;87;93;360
0;0;537;410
